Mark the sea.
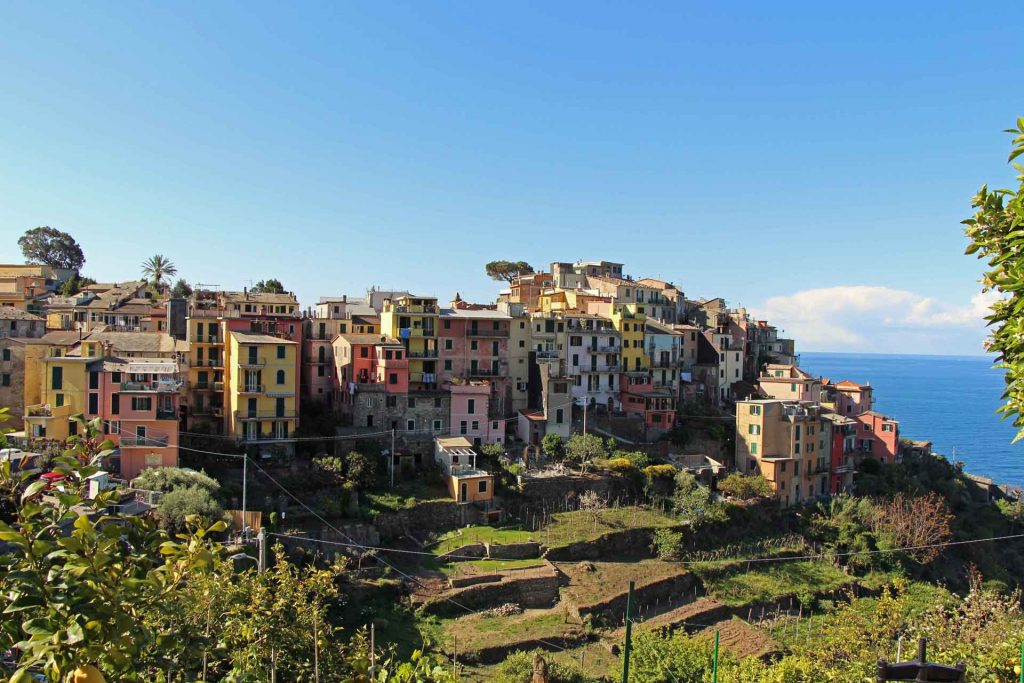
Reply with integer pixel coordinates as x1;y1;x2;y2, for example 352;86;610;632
799;352;1024;487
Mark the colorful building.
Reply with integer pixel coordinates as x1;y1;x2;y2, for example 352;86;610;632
735;399;833;507
854;411;899;464
438;305;511;415
758;364;821;403
434;436;495;506
449;381;503;445
565;313;620;412
380;295;439;391
226;331;298;445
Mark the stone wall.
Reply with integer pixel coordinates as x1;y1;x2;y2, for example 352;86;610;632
420;564;560;616
438;543;486;561
487;541;542;559
543;525;683;562
565;571;696;621
0;340;27;430
374;500;468;540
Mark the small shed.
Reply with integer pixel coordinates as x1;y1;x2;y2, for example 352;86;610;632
434;436;495;504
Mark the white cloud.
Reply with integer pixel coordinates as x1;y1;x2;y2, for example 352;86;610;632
749;286;999;355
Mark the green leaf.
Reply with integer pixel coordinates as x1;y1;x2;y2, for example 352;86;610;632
21;479;46;502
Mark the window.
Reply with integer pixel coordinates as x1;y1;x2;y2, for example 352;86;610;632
748;424;761;435
555;408;564;424
471;420;479;431
748;404;761;415
882;423;894;432
360;347;369;358
460;421;468;435
407;419;415;431
111;394;119;415
444;360;452;370
751;442;758;455
317;365;325;376
0;374;8;387
478;480;488;494
445;339;453;350
434;397;442;408
781;461;787;473
433;419;442;431
408;397;416;408
276;346;286;359
492;421;499;430
470;340;478;351
389;372;398;385
1;349;9;361
794;443;801;454
131;396;152;411
467;399;475;414
794;461;800;476
443;319;451;329
385;395;397;407
492;341;499;355
55;393;64;407
519;340;525;348
51;366;63;390
89;372;99;390
277;369;286;384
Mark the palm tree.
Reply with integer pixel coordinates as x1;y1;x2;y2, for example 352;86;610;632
141;254;177;289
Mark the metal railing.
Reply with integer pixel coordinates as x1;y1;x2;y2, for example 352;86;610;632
238;358;266;368
407;350;439;358
234;410;297;420
194;359;224;368
120;435;170;447
238;384;266;393
120;381;182;393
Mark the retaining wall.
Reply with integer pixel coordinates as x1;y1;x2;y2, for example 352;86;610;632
420;565;560;617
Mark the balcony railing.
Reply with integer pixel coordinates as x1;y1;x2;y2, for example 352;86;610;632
467;367;501;377
238;384;265;394
193;381;224;391
194;359;224;368
120;380;183;393
591;345;619;354
193;334;221;343
235;410;297;421
536;350;560;360
156;409;178;420
582;365;619;373
407;350;439;359
394;304;438;314
120;434;170;447
238;358;266;368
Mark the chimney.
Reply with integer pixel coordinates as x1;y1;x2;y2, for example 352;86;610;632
343;294;347;303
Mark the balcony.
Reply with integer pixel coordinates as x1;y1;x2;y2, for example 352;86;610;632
156;408;178;420
467;367;501;378
394;304;438;314
536;350;560;360
399;327;436;338
238;358;266;369
407;350;440;359
238;384;265;394
582;364;619;373
194;359;224;369
120;380;183;393
591;345;619;354
120;434;170;447
193;381;224;392
193;334;221;343
235;410;297;421
466;328;509;338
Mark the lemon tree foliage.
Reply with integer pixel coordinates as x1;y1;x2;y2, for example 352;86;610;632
964;118;1024;440
0;410;454;683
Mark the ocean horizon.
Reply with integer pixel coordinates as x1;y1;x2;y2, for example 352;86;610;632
799;351;1022;487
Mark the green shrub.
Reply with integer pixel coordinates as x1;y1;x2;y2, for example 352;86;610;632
717;472;772;500
493;650;585;683
614;450;649;468
653;528;684;559
157;485;224;531
541;433;565;459
132;466;220;495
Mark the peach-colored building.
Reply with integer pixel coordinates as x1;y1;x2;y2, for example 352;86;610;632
832;380;873;416
854;411;899;464
434;436;495;507
759;364;822;402
507;272;553;311
98;357;182;480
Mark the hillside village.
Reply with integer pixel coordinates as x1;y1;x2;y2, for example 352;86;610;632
3;251;1023;682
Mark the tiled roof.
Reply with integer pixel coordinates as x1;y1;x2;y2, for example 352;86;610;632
85;331;177;353
230;331;296;344
0;306;43;321
336;333;400;345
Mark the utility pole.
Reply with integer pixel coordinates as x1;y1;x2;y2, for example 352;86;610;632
370;622;376;672
391;428;396;488
256;527;266;573
242;453;248;538
452;635;458;682
712;630;720;683
622;581;634;683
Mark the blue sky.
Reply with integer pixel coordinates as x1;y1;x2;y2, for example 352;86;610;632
1;1;1021;355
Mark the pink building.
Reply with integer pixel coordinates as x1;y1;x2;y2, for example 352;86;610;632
333;334;407;411
620;373;677;434
439;306;512;416
855;411;899;464
449;381;503;445
94;357;182;480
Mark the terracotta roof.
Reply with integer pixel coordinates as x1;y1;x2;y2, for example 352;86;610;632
222;291;299;305
336;333;400;345
229;331;296;344
835;380;870;390
85;331;177;353
0;306;43;321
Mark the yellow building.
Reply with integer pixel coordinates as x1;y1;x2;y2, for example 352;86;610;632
186;315;227;430
380;295;439;390
735;399;832;507
610;304;648;373
23;355;91;440
226;331;298;443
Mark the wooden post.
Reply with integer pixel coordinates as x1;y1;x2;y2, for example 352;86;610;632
712;630;720;683
532;653;549;683
313;618;320;683
453;635;458;682
622;581;635;683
